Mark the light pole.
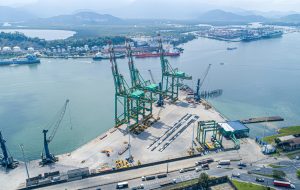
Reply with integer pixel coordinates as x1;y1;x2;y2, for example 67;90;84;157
20;144;30;179
127;122;132;162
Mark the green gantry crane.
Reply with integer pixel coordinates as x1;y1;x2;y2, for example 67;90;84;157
109;43;131;127
126;42;162;119
110;43;154;129
158;35;192;102
197;120;223;149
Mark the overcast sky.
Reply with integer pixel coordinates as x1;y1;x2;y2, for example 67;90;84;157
1;0;300;18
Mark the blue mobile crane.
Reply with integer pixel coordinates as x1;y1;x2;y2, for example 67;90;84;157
40;99;70;166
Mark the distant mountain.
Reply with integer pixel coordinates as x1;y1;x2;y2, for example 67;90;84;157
0;6;37;22
279;14;300;23
27;11;123;26
197;9;267;23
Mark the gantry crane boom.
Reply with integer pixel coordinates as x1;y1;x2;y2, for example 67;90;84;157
148;69;156;84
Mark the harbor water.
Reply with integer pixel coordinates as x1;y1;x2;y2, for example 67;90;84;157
1;32;300;160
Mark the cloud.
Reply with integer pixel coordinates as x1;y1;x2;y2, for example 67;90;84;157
0;0;38;6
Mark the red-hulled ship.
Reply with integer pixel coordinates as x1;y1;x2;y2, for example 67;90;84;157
134;52;180;58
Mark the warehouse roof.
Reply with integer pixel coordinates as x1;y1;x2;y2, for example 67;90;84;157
219;121;249;132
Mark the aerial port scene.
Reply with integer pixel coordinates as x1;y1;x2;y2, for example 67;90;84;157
1;1;300;190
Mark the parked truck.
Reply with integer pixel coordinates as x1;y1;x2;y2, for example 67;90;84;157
218;160;230;165
273;180;295;189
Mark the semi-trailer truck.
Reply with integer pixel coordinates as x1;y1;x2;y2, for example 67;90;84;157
273;180;295;189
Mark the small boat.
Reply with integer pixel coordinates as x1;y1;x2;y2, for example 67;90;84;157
93;52;125;61
227;47;237;50
0;54;40;66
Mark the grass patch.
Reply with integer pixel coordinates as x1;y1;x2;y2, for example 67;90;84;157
286;150;300;159
251;172;273;178
269;164;285;168
168;179;198;189
232;180;274;190
263;126;300;144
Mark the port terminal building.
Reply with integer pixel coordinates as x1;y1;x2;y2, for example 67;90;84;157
218;121;249;138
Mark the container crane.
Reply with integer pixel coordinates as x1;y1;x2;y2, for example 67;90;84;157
40;99;70;166
109;42;131;127
158;34;192;102
0;131;19;169
126;42;162;126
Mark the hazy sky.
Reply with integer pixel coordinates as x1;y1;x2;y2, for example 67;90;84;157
1;0;300;18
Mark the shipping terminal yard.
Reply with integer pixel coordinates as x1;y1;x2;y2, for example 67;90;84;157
0;36;296;190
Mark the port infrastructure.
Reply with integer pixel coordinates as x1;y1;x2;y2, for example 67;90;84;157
197;120;223;150
158;35;192;102
126;42;162;122
40;99;70;166
194;64;212;102
0;131;19;169
110;43;153;129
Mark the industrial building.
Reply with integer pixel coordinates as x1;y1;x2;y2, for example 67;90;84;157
276;135;300;151
218;121;249;138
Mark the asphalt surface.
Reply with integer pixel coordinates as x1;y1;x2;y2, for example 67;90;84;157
80;160;300;190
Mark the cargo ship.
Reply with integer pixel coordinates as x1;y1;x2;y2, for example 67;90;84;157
93;52;125;61
0;54;40;66
134;52;180;58
241;31;283;42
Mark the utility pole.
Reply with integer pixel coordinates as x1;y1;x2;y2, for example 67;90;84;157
20;144;30;179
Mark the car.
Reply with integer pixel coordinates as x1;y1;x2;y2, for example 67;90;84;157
238;162;247;167
255;177;264;182
141;176;145;181
255;168;261;171
238;166;243;169
179;169;185;173
217;165;221;168
232;173;240;178
173;179;177;184
195;167;201;172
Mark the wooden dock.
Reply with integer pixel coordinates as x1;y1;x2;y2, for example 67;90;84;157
240;116;284;124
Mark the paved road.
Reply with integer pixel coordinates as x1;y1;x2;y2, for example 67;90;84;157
40;156;300;190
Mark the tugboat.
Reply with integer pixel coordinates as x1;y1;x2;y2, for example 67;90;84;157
93;52;125;61
0;54;40;66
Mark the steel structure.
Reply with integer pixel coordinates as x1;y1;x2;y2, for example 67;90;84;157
110;43;154;128
148;69;164;107
194;64;212;102
197;120;223;149
158;35;192;101
110;43;131;127
0;131;19;169
40;99;70;166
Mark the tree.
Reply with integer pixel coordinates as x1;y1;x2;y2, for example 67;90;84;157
197;172;209;189
273;170;286;179
297;170;300;179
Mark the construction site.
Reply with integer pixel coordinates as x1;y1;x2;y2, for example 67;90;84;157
0;36;266;190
